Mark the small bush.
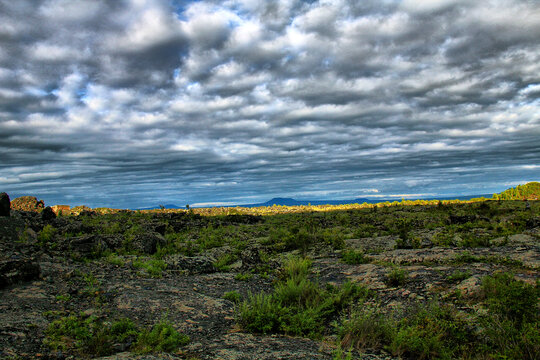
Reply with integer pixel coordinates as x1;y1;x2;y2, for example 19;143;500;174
223;291;242;303
481;272;538;325
237;257;369;338
44;314;139;356
235;272;253;281
132;258;167;277
213;253;236;272
446;270;471;283
237;292;284;334
279;256;312;281
321;228;346;249
105;253;124;266
340;306;395;350
386;267;408;287
341;250;369;265
389;303;472;360
38;224;57;246
136;320;190;353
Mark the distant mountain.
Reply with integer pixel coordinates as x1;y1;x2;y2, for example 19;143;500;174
137;204;184;210
138;193;496;210
493;182;540;200
239;195;490;208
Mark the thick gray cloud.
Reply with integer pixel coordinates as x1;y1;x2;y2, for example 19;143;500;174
1;0;539;208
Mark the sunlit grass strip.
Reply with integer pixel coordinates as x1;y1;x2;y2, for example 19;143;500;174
89;197;500;216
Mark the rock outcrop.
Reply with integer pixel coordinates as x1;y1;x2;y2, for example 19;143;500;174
41;206;56;221
10;196;45;212
0;193;10;217
51;205;71;215
0;259;40;288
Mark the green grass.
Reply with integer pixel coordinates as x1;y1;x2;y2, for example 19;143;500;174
338;273;539;359
237;256;370;338
235;272;254;281
44;314;189;356
136;320;190;354
44;314;139;356
341;249;369;265
223;291;242;303
385;267;408;287
38;224;57;248
446;270;471;283
132;258;167;277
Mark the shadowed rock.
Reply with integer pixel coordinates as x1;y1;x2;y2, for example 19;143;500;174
0;193;9;217
130;232;166;254
0;259;40;288
41;206;56;221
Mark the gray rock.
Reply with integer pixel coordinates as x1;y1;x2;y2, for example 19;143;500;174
0;259;40;288
164;254;217;274
240;245;264;271
0;192;10;217
130;232;166;254
66;235;108;257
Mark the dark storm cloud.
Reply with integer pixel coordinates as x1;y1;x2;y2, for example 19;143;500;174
1;0;539;207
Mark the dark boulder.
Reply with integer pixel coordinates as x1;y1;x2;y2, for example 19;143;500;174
10;196;45;212
129;232;166;254
526;217;540;229
0;259;40;288
448;214;476;225
65;235;108;258
240;246;264;272
41;206;56;221
0;192;10;217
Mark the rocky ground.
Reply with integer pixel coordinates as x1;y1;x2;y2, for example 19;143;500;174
0;198;539;359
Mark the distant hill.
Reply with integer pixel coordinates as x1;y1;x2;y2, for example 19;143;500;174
138;193;495;210
239;194;491;208
137;204;184;210
241;197;376;207
493;182;540;200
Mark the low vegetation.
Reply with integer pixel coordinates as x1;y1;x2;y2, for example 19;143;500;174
237;257;370;338
1;183;539;358
338;273;539;359
44;313;188;356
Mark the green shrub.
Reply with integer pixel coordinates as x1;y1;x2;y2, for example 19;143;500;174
339;306;395;350
135;320;189;353
279;256;312;281
223;291;242;303
213;253;236;272
386;267;408;287
332;345;354;360
270;225;315;253
38;224;57;246
235;272;253;281
274;276;321;308
105;253;124;266
44;314;139;356
389;303;472;360
353;224;378;238
446;270;471;283
341;250;369;265
481;317;540;360
481;272;538;325
132;258;167;277
321;228;346;249
237;292;284;334
237;257;369;338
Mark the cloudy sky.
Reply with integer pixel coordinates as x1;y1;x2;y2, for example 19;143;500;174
1;0;539;208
